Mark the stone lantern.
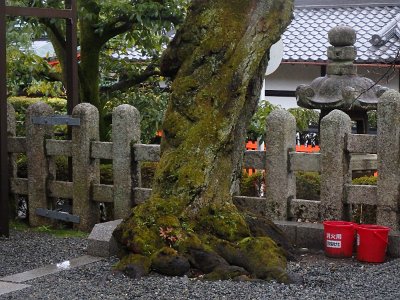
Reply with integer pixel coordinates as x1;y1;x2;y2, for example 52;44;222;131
296;26;388;133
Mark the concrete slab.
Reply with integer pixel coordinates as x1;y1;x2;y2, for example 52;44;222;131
274;221;325;249
274;220;297;245
0;255;102;283
87;219;123;257
388;231;400;257
0;281;30;296
296;222;324;249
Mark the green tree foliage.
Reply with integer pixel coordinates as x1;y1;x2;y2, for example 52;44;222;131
247;100;279;141
103;81;169;142
6;0;188;140
287;107;319;131
247;100;320;142
367;110;377;129
6;17;62;96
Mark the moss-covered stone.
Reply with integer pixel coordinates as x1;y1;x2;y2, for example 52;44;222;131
175;232;203;252
187;247;229;274
237;237;288;282
120;225;161;256
151;247;190;276
114;253;151;279
203;265;249;281
209;236;288;283
245;214;296;260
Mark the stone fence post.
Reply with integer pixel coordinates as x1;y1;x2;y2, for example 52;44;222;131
265;109;296;220
112;104;141;219
320;110;351;220
72;103;99;231
26;102;55;227
377;90;400;231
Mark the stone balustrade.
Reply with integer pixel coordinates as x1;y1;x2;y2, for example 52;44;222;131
6;89;400;231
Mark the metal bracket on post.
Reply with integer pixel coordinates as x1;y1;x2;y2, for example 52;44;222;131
31;115;81;126
36;208;80;224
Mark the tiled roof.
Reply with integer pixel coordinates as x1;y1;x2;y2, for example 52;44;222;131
283;5;400;63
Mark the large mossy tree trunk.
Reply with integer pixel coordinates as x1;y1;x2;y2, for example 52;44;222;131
114;0;294;281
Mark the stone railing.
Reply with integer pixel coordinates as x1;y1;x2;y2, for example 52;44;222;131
7;102;145;231
6;90;400;231
251;89;400;231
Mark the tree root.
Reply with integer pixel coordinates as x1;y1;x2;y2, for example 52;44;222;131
113;202;296;282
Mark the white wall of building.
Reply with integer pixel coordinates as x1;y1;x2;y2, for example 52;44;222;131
358;66;399;91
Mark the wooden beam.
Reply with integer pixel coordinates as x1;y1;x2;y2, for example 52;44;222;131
5;7;73;18
0;0;9;237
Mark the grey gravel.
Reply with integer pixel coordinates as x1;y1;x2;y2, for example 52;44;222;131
1;229;400;299
0;229;87;277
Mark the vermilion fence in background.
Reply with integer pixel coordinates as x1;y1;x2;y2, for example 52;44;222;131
244;141;377;177
245;141;258;175
244;141;320;175
295;145;320;153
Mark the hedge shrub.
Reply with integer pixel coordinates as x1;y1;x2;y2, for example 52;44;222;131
8;96;67;136
240;172;264;197
352;175;377;186
295;171;320;200
351;175;377;224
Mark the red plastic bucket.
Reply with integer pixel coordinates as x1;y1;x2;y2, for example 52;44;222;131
356;224;390;263
323;221;355;258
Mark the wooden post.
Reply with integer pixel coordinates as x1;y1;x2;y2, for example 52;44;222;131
0;0;8;236
7;103;17;219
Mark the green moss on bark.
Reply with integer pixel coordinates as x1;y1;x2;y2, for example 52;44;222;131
194;203;250;242
115;0;294;282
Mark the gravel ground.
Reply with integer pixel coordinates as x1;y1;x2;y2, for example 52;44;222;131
1;229;400;299
0;229;87;277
